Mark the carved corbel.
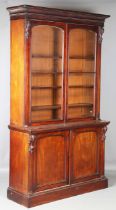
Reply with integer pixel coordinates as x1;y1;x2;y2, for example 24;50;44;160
98;26;104;44
99;126;107;142
25;21;31;39
29;135;36;153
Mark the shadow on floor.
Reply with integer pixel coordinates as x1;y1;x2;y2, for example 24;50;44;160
106;170;116;187
0;170;9;198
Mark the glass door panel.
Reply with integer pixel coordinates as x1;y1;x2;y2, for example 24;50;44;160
68;28;96;119
31;25;64;122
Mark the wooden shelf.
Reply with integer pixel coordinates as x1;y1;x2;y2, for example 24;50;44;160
68;114;93;119
31;70;95;75
69;71;96;74
31;104;93;111
69;85;94;88
32;54;94;60
32;70;63;74
32;85;94;89
31;86;62;89
31;118;61;123
68;103;93;108
32;54;62;59
31;105;61;111
69;55;94;60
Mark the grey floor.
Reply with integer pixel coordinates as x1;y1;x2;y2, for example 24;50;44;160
0;170;116;209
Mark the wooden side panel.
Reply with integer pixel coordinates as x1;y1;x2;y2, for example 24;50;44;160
33;131;69;191
9;130;29;193
10;20;25;126
71;130;98;181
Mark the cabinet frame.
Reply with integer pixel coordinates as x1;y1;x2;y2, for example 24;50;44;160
7;5;110;208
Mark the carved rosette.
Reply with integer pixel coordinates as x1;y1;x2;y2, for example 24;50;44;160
25;21;31;39
99;126;107;142
98;26;104;44
29;135;36;153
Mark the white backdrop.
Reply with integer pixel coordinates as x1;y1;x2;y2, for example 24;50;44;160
0;0;115;170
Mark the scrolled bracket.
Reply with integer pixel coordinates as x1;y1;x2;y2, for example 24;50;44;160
98;26;104;44
25;21;31;39
99;126;107;142
29;135;36;153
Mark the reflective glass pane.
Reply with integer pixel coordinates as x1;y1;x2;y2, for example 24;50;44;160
31;25;64;122
68;28;96;119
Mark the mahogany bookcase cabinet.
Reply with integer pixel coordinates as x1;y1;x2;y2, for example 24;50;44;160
7;5;110;208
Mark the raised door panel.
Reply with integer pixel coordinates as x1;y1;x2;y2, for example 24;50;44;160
70;129;99;183
32;131;69;191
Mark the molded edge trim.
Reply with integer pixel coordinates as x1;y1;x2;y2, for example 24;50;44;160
8;120;110;134
7;5;110;21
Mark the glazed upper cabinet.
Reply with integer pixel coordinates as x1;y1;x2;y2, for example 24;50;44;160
29;22;98;124
9;18;100;127
7;5;110;208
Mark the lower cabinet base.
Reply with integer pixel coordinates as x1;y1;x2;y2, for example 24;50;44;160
7;176;108;208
